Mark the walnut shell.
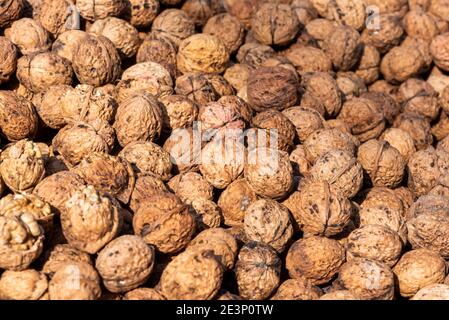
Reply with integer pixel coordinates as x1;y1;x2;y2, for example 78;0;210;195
35;0;80;37
41;244;92;277
181;0;222;27
0;0;23;28
76;0;127;21
5;18;51;55
163;127;202;173
52;30;89;63
96;235;155;293
0;37;18;85
137;33;178;78
223;64;251;91
32;85;69;129
393;248;446;297
204;73;235;98
271;277;322;300
61;185;121;254
304;129;357;164
247;66;299;112
151;9;196;47
235;241;281;300
177;34;229;75
0;269;48;300
189;198;223;231
244;199;293;253
336;72;367;99
323;25;362;71
175;72;217;106
379;128;416;162
123;288;166;300
320;290;359;300
403;8;439;43
168;172;213;204
204;13;245;54
236;43;276;69
133;192;195;254
411;284;449;300
305;18;337;46
48;262;101;300
355;45;381;85
129;174;167;213
361;14;404;54
284;45;333;76
114;92;163;147
393;112;433;150
381;45;427;84
0;140;45;193
430;33;449;72
286;236;345;285
360;91;400;125
123;0;159;28
198;101;245;140
72;35;121;87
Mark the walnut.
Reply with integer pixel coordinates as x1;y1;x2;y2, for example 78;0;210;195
355;45;381;85
123;0;159;28
236;43;276;69
305;18;336;46
72;35;121;87
361;14;404;54
52;30;89;63
0;214;44;270
95;235;155;293
123;288;166;300
360;91;400;125
129;174;167;213
189;198;223;230
247;66;299;112
222;0;260;27
403;9;439;43
52;120;115;167
336;258;395;300
203;13;245;54
380;45;427;84
285;45;332;75
244;147;294;200
181;0;223;27
0;269;47;300
412;284;449;300
133;192;195;254
159;249;223;300
198;101;245;140
32;85;69;129
291;0;318;26
430;0;449;21
323;25;362;71
289;144;311;177
114;93;163;148
271;277;322;300
393;112;433;150
89;17;140;58
41;244;92;277
0;91;38;141
218;95;253;124
380;128;416;162
336;72;367;99
393;249;446;297
48;262;101;300
430;33;449;72
159;95;198;133
76;0;126;21
186;227;238;270
35;0;79;37
136;33;178;78
151;9;196;47
168;172;213;204
5;18;51;55
300;72;342;118
204;74;235;97
359;186;405;215
223;64;251;91
286;236;345;285
61;185;121;254
0;37;18;85
235;242;281;300
0;0;23;28
175;73;217;106
320;290;360;300
163;127;202;173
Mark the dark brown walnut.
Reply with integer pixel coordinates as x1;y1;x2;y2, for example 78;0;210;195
133;192;195;254
158;249;223;300
52;120;115;167
76;0;127;21
175;73;217;106
380;45;427;84
244;199;293;253
0;37;18;85
96;235;155;293
251;3;299;46
186;228;238;270
359;91;400;125
52;30;89;63
168;172;213;204
204;74;235;97
222;0;260;27
114;92;163;148
393;248;446;297
151;9;196;47
336;258;395;300
181;0;223;27
218;178;257;227
33;171;86;215
235;242;281;300
286;236;345;285
323;25;362;71
406;195;449;258
355;45;381;85
33;85;71;129
61;185;121;254
203;13;245;54
251;110;296;152
271;277;322;300
5;18;51;55
407;147;449;196
300;72;342;118
357;139;406;188
430;33;449;72
0;214;44;271
117;62;173;103
16;52;73;93
224;64;251;91
48;262;101;300
403;8;439;43
123;288;166;300
189;199;223;231
380;128;416;162
159;95;198;133
72;35;121;87
35;0;79;37
163;127;202;173
320;290;359;300
129;174;167;212
137;33;178;78
42;244;92;277
393;113;433;150
236;43;276;69
360;14;404;54
0;269;47;300
123;0;159;28
0;0;23;28
303;129;358;164
88;17;140;58
247;66;299;112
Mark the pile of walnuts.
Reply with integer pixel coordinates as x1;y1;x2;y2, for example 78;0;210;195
2;0;449;301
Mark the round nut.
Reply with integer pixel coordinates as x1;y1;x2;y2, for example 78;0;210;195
0;0;23;28
431;33;449;72
0;37;18;85
323;25;362;71
129;174;167;213
52;30;89;63
282;107;325;143
76;0;127;21
5;18;51;55
236;43;275;69
320;290;359;300
0;269;47;300
137;33;178;78
380;128;416;162
159;95;198;133
151;9;196;47
168;172;213;204
175;72;217;107
42;244;92;277
35;0;80;37
412;284;449;300
271;277;322;300
163;127;202;173
204;13;245;54
284;45;333;76
393;112;433;150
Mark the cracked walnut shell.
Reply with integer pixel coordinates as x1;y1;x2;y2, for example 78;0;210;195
0;269;47;300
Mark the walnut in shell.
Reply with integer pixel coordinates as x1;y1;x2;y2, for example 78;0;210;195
33;85;70;129
76;0;127;21
123;0;159;28
380;128;416;162
430;33;449;72
123;288;166;300
320;290;359;300
284;45;332;76
159;95;198;133
223;64;251;91
5;18;51;55
129;174;167;213
380;45;427;84
393;112;433;150
175;72;217;106
52;30;89;63
0;0;23;28
35;0;80;37
181;0;223;27
168;172;213;204
0;37;18;85
163;127;202;173
360;14;404;54
137;33;178;78
236;43;276;69
271;277;322;300
355;45;381;85
42;244;92;277
189;198;223;231
323;25;362;71
151;9;196;47
203;13;245;54
0;269;47;300
411;284;449;300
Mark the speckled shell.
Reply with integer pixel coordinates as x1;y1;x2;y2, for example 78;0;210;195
323;25;362;71
0;269;47;300
0;0;23;28
42;244;92;276
123;288;166;300
393;249;446;297
151;9;196;47
235;242;281;300
360;14;404;54
380;128;416;162
189;198;223;230
52;30;89;63
76;0;127;21
286;236;345;285
204;13;245;54
0;37;18;85
222;0;260;27
137;33;178;78
95;235;155;293
133;192;195;254
380;45;426;84
168;172;213;204
284;45;332;76
36;0;80;37
175;73;217;106
411;284;449;300
289;144;311;176
5;18;51;55
431;33;449;72
237;43;276;69
129;174;167;213
123;0;159;28
159;249;223;300
393;113;433;150
159;95;198;133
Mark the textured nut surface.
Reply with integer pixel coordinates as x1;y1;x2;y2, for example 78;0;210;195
393;112;433;150
189;198;223;231
361;14;404;54
137;33;178;78
0;269;47;300
304;127;357;162
42;244;92;276
411;284;449;300
175;73;217;107
5;18;51;55
33;85;70;129
152;9;196;47
123;0;159;28
204;13;245;54
237;43;276;69
52;30;89;63
123;288;166;300
271;277;322;300
163;127;202;173
76;0;127;21
320;290;359;300
168;172;213;204
323;25;362;71
129;174;167;213
0;0;23;28
159;95;198;133
0;37;18;85
284;45;333;75
380;128;416;161
431;33;449;72
36;0;80;37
